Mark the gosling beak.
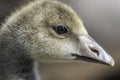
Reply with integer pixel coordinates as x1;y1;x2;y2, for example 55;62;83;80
73;35;115;66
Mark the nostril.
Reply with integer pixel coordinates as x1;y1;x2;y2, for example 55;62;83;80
89;47;99;56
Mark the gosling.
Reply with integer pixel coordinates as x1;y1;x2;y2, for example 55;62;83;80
0;0;114;80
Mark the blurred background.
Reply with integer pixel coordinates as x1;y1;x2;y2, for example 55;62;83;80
0;0;119;80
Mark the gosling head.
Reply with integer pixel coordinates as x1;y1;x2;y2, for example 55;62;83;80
5;0;114;66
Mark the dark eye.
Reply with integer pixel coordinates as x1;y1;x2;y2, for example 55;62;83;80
53;26;68;34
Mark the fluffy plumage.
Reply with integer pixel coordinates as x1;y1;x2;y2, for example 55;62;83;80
0;0;114;80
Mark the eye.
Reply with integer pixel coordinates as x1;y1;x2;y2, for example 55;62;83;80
53;25;68;34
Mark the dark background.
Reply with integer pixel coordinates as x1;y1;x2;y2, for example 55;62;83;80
0;0;119;80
